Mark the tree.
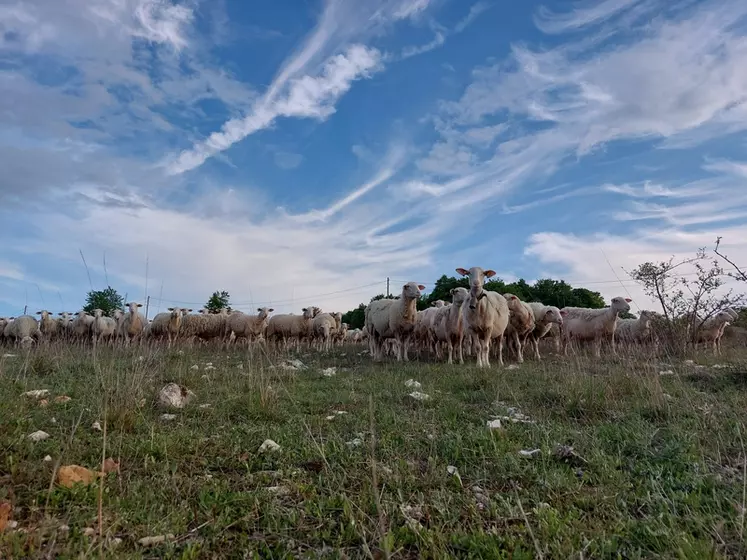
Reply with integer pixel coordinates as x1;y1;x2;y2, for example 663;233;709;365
341;303;367;330
205;290;230;313
83;286;123;317
628;248;745;351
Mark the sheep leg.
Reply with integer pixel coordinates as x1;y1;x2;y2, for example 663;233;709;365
512;331;523;363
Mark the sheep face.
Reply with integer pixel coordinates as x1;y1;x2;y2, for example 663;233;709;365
257;307;273;319
93;309;104;318
544;306;564;325
402;282;424;300
450;287;469;306
431;300;447;308
456;267;496;309
611;297;632;315
167;307;183;319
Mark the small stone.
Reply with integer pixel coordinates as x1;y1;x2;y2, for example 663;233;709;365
519;448;541;458
486;419;502;430
43;455;52;462
408;391;430;401
28;430;50;442
83;527;96;537
161;414;177;421
190;365;199;371
404;379;421;389
321;367;336;377
506;364;520;370
236;363;244;370
139;534;174;546
23;389;50;399
7;520;18;529
258;439;281;453
198;403;211;409
38;399;49;407
158;383;194;409
92;421;102;431
346;438;363;447
659;370;675;376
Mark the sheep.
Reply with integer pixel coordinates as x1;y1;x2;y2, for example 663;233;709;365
266;307;319;349
335;323;349;346
92;309;117;343
502;294;535;364
312;312;341;351
456;267;510;368
180;308;230;344
365;282;425;362
694;310;736;356
432;287;469;364
113;309;125;340
72;310;95;342
560;297;632;357
615;310;656;346
148;307;189;346
414;300;447;355
35;310;58;341
3;315;40;346
227;307;274;345
524;303;565;360
121;302;146;343
715;308;739;354
0;317;9;341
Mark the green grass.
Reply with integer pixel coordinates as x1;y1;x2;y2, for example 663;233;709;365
2;342;747;558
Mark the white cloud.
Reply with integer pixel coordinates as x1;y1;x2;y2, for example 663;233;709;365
166;44;383;175
534;0;647;34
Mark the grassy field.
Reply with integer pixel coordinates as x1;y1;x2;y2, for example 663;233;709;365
2;343;747;559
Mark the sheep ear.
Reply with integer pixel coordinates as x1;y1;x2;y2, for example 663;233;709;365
167;307;174;311
484;270;497;278
187;309;193;313
560;310;568;316
268;308;274;313
625;298;632;302
257;308;262;313
418;285;425;291
36;311;41;315
449;288;455;295
137;303;143;307
455;268;469;276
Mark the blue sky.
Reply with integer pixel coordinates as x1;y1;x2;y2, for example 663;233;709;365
2;0;747;317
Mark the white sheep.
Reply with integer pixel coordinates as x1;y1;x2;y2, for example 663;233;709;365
432;287;469;364
266;307;319;349
122;302;146;343
503;294;535;364
365;282;425;362
3;315;40;346
694;310;736;356
72;310;95;342
456;267;510;368
35;310;58;340
415;300;447;355
524;303;564;360
615;310;656;346
312;311;341;351
560;297;632;357
148;307;189;346
228;307;274;345
92;309;117;343
180;308;230;344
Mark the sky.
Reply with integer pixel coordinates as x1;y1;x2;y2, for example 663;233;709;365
2;0;747;318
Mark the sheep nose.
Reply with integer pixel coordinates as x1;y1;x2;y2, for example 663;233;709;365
469;304;476;310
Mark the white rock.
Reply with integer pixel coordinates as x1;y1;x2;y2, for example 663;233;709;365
346;438;363;447
138;356;144;362
138;534;174;546
198;403;211;409
92;421;102;432
158;383;194;409
28;430;50;442
506;364;520;370
23;389;50;399
177;350;184;356
205;362;213;367
237;363;244;370
486;419;502;430
160;413;177;421
321;367;336;377
50;417;56;424
408;391;430;401
659;370;675;376
276;359;305;370
325;415;336;421
334;411;347;415
190;364;199;371
83;527;96;537
2;353;17;358
712;364;728;369
204;365;215;371
7;520;18;529
683;359;695;365
404;379;421;389
519;448;541;458
446;465;459;475
259;439;281;453
43;455;52;462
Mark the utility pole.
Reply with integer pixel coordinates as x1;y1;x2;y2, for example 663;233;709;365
145;295;151;321
23;305;27;315
386;277;390;297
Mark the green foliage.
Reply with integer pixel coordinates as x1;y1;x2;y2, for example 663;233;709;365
82;286;123;317
341;303;366;330
205;290;230;313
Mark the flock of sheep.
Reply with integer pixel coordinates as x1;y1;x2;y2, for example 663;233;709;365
0;266;739;366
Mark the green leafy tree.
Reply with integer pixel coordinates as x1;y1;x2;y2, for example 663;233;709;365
83;286;123;317
205;290;230;313
341;303;366;330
